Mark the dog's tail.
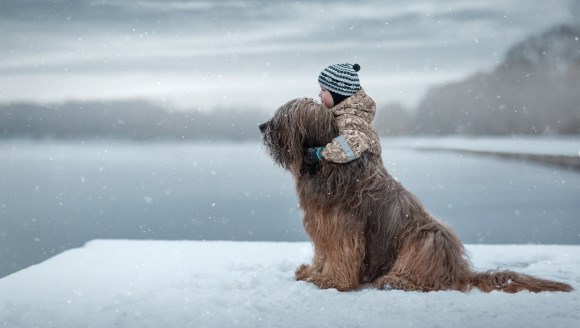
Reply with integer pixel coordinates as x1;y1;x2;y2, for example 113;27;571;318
470;270;573;293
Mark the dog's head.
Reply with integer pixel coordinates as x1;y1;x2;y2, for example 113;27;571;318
259;98;337;175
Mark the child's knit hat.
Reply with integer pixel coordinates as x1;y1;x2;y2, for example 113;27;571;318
318;63;361;105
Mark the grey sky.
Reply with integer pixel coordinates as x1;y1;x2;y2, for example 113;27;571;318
0;0;577;110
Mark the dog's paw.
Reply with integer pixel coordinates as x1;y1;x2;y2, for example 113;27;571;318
295;264;312;281
309;274;358;292
372;276;391;290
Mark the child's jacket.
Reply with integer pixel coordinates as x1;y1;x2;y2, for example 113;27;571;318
321;88;382;163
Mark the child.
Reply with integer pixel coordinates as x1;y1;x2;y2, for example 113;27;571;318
306;63;382;164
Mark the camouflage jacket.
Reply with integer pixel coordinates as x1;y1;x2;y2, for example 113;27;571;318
321;88;382;163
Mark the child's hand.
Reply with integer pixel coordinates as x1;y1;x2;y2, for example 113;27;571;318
304;147;324;166
304;147;324;174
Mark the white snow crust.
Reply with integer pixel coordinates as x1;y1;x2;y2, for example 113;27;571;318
1;240;579;327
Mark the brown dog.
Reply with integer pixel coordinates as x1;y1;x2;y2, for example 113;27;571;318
259;98;572;293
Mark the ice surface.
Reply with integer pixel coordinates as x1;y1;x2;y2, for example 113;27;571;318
0;240;579;328
1;139;580;279
382;136;580;156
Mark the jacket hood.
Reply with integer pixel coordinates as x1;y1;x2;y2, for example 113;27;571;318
331;88;376;123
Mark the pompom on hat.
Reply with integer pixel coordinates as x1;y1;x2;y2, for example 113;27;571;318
318;63;361;97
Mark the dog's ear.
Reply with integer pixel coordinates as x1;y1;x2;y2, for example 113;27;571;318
303;103;338;148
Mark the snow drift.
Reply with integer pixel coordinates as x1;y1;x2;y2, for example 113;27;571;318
0;241;578;327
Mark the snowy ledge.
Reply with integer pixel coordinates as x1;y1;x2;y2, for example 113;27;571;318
1;241;579;328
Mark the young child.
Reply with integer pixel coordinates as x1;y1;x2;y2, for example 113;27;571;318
306;63;382;164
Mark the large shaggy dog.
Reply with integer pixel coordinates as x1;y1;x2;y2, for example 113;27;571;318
259;98;572;293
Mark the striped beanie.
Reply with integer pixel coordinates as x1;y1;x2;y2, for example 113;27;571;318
318;63;361;97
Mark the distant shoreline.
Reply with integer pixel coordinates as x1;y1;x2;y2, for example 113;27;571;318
418;147;580;171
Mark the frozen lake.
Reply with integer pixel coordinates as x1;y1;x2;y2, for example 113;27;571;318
1;138;579;278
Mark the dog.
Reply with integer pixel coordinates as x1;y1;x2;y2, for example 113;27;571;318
259;97;572;293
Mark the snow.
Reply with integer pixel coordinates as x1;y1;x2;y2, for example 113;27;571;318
381;136;580;157
1;240;579;328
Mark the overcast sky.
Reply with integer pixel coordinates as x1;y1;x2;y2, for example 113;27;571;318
0;0;578;111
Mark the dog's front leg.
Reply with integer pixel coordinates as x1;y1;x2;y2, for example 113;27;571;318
297;210;364;291
306;231;365;291
308;257;363;291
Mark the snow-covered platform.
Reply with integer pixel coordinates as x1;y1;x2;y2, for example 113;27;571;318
1;241;579;328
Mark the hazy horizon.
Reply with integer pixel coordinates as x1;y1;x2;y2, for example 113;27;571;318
1;0;579;111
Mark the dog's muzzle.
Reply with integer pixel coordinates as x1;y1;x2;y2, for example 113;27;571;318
259;122;268;133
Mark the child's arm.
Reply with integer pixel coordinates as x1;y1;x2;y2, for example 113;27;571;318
320;129;372;163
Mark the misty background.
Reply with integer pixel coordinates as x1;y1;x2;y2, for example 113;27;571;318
1;1;580;278
1;0;579;138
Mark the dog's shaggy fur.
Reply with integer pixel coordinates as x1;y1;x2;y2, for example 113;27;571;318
259;98;573;293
